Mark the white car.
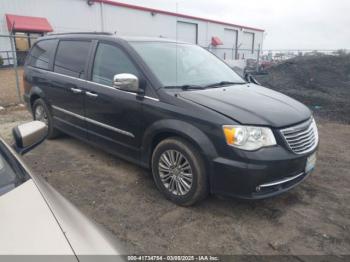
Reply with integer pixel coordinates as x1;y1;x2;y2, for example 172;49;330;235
0;121;125;260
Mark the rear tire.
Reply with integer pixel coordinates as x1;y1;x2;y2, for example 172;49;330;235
32;98;60;139
152;137;209;206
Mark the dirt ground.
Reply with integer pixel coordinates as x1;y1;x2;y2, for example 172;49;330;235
0;107;349;255
0;67;24;107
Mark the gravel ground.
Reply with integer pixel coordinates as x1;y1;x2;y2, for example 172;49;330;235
0;107;349;255
255;55;350;124
0;67;24;107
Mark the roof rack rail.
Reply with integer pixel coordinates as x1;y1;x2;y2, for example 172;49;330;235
47;31;114;36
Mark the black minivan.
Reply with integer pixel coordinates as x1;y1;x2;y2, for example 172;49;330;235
23;32;318;205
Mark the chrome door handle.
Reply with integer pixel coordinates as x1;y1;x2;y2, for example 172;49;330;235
71;88;83;94
85;91;98;98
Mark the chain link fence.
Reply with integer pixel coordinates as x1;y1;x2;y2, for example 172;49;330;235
0;34;41;107
203;46;261;77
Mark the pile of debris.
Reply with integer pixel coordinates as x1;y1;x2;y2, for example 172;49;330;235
256;54;350;123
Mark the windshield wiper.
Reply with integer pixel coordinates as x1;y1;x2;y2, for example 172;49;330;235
163;84;206;90
205;81;246;88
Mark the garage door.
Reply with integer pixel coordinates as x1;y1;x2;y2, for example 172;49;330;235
176;21;198;44
241;32;255;53
223;28;238;59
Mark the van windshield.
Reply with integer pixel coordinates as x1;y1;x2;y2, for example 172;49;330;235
130;42;245;88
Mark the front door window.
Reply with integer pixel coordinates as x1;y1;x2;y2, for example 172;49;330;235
92;43;139;87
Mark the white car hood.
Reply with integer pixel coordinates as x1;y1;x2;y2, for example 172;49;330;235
0;179;75;256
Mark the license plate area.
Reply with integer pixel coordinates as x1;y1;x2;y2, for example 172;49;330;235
305;152;317;173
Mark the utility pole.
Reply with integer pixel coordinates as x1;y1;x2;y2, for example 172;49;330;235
256;44;261;73
100;1;105;31
9;22;21;102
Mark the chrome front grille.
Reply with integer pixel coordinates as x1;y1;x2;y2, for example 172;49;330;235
280;118;318;154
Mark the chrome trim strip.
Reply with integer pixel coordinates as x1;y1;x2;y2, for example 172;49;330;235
90;80;131;92
52;105;84;120
281;118;313;134
291;137;316;150
283;124;314;138
28;66;160;101
280;118;319;155
144;96;160;101
258;172;304;188
286;131;315;142
52;105;135;138
48;69;88;84
85;116;135;138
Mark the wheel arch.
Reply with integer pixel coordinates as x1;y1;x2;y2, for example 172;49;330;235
29;86;47;110
141;119;218;168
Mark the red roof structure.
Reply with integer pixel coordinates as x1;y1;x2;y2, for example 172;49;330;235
6;14;53;33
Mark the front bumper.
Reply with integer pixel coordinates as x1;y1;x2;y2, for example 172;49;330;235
210;144;317;199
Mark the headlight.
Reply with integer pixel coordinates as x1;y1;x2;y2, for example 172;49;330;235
222;125;276;150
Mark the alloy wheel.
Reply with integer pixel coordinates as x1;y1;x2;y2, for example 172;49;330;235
158;149;193;196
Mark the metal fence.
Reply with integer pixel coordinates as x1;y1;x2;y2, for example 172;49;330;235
0;50;28;66
203;46;262;75
0;34;43;106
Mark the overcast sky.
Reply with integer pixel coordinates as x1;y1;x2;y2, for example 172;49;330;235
113;0;350;50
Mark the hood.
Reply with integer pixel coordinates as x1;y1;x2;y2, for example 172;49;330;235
32;174;126;257
0;180;76;256
179;84;311;127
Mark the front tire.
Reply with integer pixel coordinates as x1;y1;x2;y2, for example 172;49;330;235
32;98;60;139
152;137;208;206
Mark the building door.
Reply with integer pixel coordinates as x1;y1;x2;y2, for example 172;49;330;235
223;29;238;60
242;32;255;54
176;21;198;44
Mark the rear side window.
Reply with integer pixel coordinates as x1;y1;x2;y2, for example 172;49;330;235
92;43;138;86
28;40;56;70
54;40;91;78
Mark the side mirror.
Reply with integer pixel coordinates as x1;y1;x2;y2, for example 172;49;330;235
12;121;48;155
113;73;143;93
244;73;261;85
